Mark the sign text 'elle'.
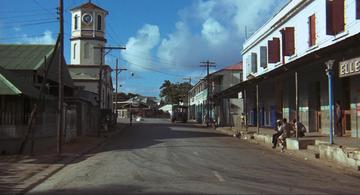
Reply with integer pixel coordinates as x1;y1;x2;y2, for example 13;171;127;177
339;57;360;78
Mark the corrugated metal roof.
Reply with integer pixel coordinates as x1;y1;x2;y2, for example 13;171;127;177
0;73;21;95
0;44;74;88
0;45;54;70
224;62;243;70
0;67;39;97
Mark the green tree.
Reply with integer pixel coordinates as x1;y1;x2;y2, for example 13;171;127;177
159;80;192;104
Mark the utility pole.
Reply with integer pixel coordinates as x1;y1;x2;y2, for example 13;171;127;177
113;58;127;119
56;0;64;156
94;46;126;136
200;60;216;127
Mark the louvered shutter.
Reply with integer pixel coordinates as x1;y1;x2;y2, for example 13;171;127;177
357;0;360;19
273;38;280;63
251;53;258;73
309;14;316;46
326;0;335;35
268;40;274;63
333;0;345;34
260;46;267;68
285;27;295;56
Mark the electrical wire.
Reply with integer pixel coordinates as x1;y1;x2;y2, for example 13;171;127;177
1;20;58;28
1;18;58;25
0;33;49;41
120;58;187;78
32;0;57;17
0;12;54;20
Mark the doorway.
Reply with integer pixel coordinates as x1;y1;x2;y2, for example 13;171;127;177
309;81;321;132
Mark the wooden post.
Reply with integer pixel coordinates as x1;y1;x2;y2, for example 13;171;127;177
256;84;259;134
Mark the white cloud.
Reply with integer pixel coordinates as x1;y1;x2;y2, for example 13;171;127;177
121;24;160;72
21;30;55;44
201;18;228;46
156;0;288;69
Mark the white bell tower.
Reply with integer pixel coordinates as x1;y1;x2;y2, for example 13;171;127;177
70;1;108;65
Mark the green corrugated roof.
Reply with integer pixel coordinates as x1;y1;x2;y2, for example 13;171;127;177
0;44;54;70
0;44;74;88
0;66;39;97
0;73;21;95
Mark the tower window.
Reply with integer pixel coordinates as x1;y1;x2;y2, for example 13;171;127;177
97;15;102;31
84;43;90;58
74;15;78;30
73;43;77;59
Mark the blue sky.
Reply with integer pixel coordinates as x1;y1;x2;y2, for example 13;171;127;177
0;0;289;97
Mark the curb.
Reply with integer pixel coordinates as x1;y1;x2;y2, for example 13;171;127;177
18;124;128;195
215;128;360;172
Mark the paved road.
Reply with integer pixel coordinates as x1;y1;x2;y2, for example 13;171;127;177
28;118;360;195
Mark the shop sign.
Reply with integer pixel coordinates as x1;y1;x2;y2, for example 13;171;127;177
339;57;360;78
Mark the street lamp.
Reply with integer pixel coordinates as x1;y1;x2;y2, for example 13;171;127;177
325;59;335;145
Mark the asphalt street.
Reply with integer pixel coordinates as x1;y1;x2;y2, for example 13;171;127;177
28;118;360;195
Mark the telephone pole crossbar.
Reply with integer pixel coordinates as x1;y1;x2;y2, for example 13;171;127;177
200;60;216;127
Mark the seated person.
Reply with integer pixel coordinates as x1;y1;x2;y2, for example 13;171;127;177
272;119;283;149
292;119;306;137
278;118;292;152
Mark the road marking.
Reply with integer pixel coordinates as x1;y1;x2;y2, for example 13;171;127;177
212;171;225;182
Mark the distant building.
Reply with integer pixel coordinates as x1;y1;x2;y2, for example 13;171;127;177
188;79;207;123
188;62;243;125
114;95;160;118
210;62;243;126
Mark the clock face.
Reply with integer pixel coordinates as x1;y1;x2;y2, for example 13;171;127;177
82;14;92;24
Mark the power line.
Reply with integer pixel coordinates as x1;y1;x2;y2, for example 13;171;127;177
122;52;176;67
0;8;50;13
0;12;54;20
1;20;58;28
32;0;57;16
120;58;187;78
1;18;58;25
0;33;50;41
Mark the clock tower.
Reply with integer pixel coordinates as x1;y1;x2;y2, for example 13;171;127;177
70;1;108;65
68;1;113;111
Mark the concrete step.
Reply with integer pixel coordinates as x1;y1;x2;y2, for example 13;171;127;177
315;140;329;145
286;138;315;150
307;145;320;153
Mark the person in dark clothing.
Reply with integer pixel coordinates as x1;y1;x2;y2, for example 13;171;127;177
335;101;343;136
129;112;133;126
272;120;283;149
292;118;306;137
